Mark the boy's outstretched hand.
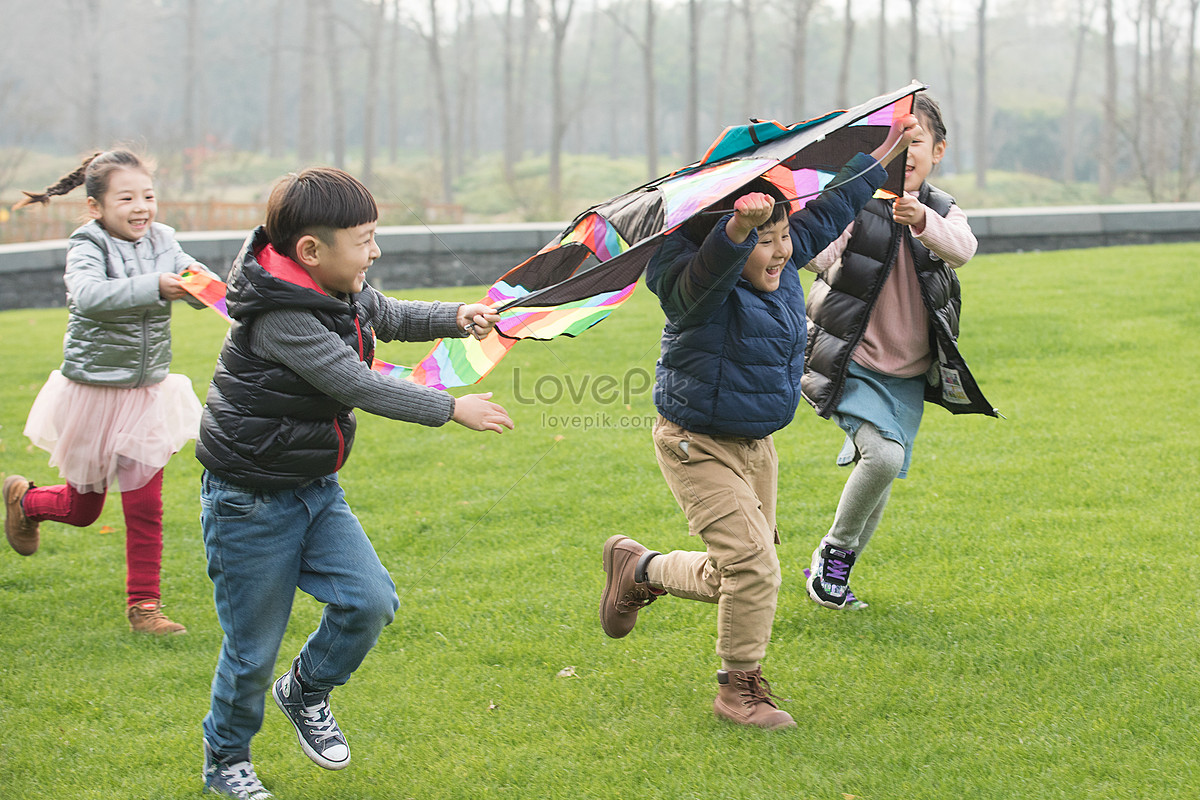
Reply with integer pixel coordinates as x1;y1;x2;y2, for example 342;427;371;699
458;303;502;339
452;392;514;433
870;113;922;167
725;192;777;244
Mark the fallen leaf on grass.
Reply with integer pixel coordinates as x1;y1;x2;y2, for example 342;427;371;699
98;526;115;535
556;666;577;678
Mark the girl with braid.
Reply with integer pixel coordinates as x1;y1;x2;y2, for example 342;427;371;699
4;149;217;634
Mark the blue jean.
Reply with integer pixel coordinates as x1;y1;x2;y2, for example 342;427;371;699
199;471;399;756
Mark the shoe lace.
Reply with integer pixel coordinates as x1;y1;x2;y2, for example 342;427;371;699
213;760;268;798
300;695;343;745
736;671;782;709
824;554;851;583
616;583;660;613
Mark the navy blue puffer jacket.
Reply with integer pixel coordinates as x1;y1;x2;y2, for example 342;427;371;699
646;153;885;439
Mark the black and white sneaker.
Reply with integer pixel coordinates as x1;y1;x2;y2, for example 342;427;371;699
203;738;272;800
806;543;857;609
272;657;351;770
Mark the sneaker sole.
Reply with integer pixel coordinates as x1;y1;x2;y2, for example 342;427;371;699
271;681;350;770
804;571;847;610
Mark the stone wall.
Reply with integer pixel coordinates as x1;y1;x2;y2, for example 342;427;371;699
3;205;1199;311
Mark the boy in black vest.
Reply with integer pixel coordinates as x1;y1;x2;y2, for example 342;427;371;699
196;167;512;799
598;116;919;729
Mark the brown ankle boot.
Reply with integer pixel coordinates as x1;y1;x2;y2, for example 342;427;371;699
127;600;187;635
4;475;40;556
713;668;796;730
600;535;664;638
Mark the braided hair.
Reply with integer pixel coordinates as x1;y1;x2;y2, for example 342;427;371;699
12;150;153;211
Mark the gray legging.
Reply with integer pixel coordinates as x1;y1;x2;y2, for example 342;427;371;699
822;422;905;556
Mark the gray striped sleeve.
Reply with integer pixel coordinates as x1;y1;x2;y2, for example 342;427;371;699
249;308;456;427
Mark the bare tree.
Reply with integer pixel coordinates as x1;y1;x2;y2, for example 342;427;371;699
1180;0;1200;197
974;0;987;189
74;0;104;147
182;0;200;192
608;0;658;179
546;0;576;212
388;0;402;164
837;0;855;107
934;2;963;173
412;0;455;202
502;0;537;183
714;0;737;124
786;0;818;117
1099;0;1116;197
362;0;387;185
455;0;480;166
266;0;288;158
879;0;888;93
324;0;346;169
684;0;702;160
298;0;321;162
740;0;758;119
1062;0;1096;184
908;0;920;81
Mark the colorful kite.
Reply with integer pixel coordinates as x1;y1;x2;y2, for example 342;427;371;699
405;82;922;389
181;83;923;389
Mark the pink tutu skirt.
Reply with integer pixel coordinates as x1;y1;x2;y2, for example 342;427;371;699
23;371;203;494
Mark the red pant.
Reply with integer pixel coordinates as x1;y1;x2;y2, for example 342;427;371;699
22;470;165;604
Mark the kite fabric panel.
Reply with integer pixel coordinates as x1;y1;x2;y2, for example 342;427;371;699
403;82;923;390
181;83;923;391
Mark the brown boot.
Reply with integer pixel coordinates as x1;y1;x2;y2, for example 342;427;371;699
599;535;664;638
713;668;796;730
3;475;40;556
127;600;187;635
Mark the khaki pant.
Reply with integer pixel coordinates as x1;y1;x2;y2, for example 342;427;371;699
648;416;781;665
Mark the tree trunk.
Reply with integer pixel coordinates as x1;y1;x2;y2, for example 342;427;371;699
974;0;987;189
643;0;657;178
685;0;701;160
1180;0;1199;198
182;0;200;192
935;7;962;174
502;0;519;181
837;0;854;107
424;0;454;203
362;0;386;186
1099;0;1115;197
1061;1;1090;184
878;0;887;93
908;0;919;81
267;0;287;158
298;0;320;162
547;0;575;214
789;1;815;118
741;0;756;120
388;0;401;164
324;0;345;169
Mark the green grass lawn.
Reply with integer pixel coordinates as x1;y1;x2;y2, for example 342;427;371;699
1;242;1197;799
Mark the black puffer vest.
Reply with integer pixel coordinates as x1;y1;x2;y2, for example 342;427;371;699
196;227;378;488
802;183;995;418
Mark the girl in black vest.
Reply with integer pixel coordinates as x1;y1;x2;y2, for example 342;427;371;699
802;94;995;610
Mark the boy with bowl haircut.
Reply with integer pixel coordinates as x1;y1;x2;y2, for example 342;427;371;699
599;116;919;730
197;167;512;798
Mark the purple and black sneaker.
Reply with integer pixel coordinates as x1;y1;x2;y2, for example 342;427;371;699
806;544;857;609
